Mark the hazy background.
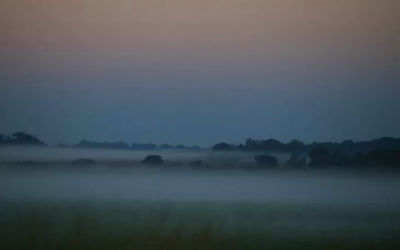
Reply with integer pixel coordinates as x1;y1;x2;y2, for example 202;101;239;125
1;0;399;146
2;165;400;206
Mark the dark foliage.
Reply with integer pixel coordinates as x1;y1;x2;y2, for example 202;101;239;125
175;144;186;149
74;140;201;151
159;144;175;150
306;138;400;154
131;143;157;151
162;144;201;151
331;150;352;167
285;153;307;168
308;147;400;168
254;154;278;168
2;131;400;169
76;140;131;150
245;138;286;152
0;132;47;146
212;143;235;151
142;155;164;165
308;147;335;167
353;150;400;167
213;137;400;155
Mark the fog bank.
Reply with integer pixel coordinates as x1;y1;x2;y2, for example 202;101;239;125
1;168;400;207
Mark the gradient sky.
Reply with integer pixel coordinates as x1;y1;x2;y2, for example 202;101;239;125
1;0;399;146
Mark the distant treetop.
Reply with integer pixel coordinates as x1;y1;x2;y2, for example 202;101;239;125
0;132;47;146
212;137;400;154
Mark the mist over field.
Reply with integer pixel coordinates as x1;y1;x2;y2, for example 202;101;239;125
1;165;400;206
1;147;400;249
0;146;399;205
1;0;400;248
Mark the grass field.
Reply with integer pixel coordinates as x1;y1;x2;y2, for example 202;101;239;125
1;200;400;250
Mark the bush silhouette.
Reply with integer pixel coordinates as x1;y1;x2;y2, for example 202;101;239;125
212;143;234;151
142;155;164;165
285;153;307;168
308;147;334;167
254;154;278;168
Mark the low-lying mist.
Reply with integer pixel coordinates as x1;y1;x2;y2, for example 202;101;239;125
0;146;206;162
1;164;400;207
2;146;400;249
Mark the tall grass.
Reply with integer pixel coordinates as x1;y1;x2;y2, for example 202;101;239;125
1;201;400;250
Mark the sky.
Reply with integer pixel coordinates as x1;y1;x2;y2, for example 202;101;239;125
0;0;399;146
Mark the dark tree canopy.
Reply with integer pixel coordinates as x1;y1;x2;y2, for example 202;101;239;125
353;150;400;167
1;130;400;169
308;147;334;167
76;140;131;150
212;143;235;151
73;140;200;151
285;153;307;169
0;132;47;146
142;155;164;165
254;154;278;168
160;144;174;150
212;137;400;155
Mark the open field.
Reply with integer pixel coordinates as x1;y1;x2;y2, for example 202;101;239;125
1;200;400;250
1;165;400;250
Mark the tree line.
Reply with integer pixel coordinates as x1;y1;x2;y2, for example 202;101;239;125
2;132;400;167
213;138;400;168
212;137;400;154
0;132;201;151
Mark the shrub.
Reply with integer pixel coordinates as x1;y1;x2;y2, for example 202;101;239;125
254;154;278;168
285;153;307;169
142;155;164;165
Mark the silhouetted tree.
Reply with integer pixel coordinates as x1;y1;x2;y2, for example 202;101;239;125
331;150;352;166
6;132;47;146
237;137;400;154
285;153;307;168
160;144;174;150
132;143;157;150
142;155;164;165
212;143;234;151
244;138;258;151
254;154;278;168
308;147;334;167
261;139;284;151
286;140;307;152
76;140;130;150
354;150;400;167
